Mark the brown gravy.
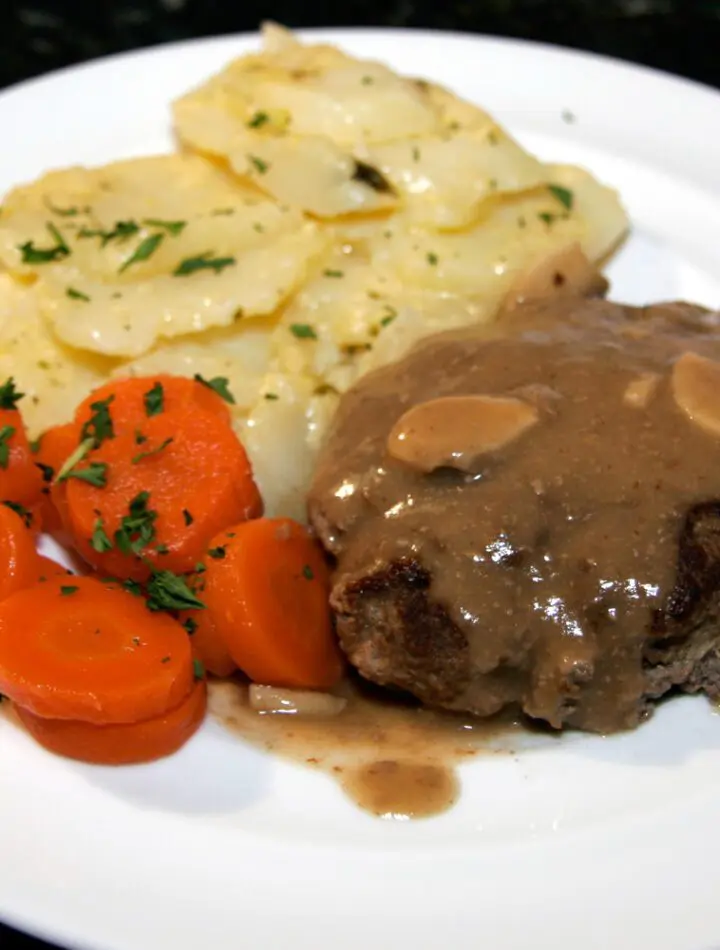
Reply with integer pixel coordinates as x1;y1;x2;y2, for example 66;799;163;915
208;676;520;818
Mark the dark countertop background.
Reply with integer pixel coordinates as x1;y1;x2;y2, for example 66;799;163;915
2;1;720;948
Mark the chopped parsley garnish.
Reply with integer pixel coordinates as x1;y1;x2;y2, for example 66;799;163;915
548;184;574;211
248;154;269;174
264;392;279;401
45;200;88;217
193;374;236;405
91;519;113;553
323;269;344;278
211;208;235;216
56;438;93;481
36;461;54;483
194;562;207;574
78;219;139;246
80;396;115;447
208;546;226;560
66;287;90;302
538;211;562;226
119;233;164;273
173;253;236;276
380;306;397;327
134;430;148;445
18;223;70;264
361;75;374;85
426;252;439;266
0;378;24;410
290;323;317;340
247;111;269;128
142;218;186;236
351;160;395;194
132;437;173;464
0;425;15;468
182;617;198;635
161;656;171;664
193;658;205;680
59;461;109;488
143;382;164;417
60;585;79;596
155;543;169;555
3;501;33;528
412;146;420;162
114;491;157;556
123;579;143;597
182;509;193;526
29;437;42;453
302;564;314;580
146;570;206;612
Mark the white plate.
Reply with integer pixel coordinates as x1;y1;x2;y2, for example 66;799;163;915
2;28;720;950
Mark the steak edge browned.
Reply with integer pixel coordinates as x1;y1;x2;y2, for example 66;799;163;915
309;297;720;733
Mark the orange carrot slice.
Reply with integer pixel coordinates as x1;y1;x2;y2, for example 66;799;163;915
0;505;42;602
202;519;343;689
33;422;80;534
15;679;206;765
0;576;194;723
64;407;262;579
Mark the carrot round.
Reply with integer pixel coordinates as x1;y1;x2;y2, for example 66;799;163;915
64;406;263;579
0;410;43;510
0;505;42;602
202;519;343;689
74;375;231;438
178;598;237;678
32;422;79;534
36;555;74;584
15;679;207;765
0;576;194;723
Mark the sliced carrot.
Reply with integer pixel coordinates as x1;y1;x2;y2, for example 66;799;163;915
15;679;206;765
74;374;231;439
0;576;194;723
202;519;343;689
0;505;42;602
36;555;74;584
32;422;80;534
64;406;263;580
178;590;237;678
0;408;43;510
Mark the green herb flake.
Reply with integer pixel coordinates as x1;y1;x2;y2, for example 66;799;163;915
0;378;24;410
56;438;94;481
380;306;398;328
114;491;157;556
143;381;164;418
134;429;148;445
183;617;198;635
193;374;236;405
78;219;139;247
29;436;42;453
3;501;32;527
66;287;90;302
36;461;54;483
119;232;164;273
252;222;264;233
194;562;207;574
538;212;559;226
211;208;235;217
142;218;186;236
182;509;193;526
123;579;143;598
208;546;226;560
193;658;206;680
264;392;279;401
146;570;206;612
18;222;70;264
290;323;317;340
548;184;574;211
91;519;113;553
247;111;269;128
302;564;314;580
361;75;374;85
248;154;269;174
323;269;344;278
45;200;88;217
173;253;236;277
0;425;16;469
412;146;421;162
155;543;170;555
59;461;108;488
161;655;171;664
80;396;115;447
426;252;439;266
60;585;79;596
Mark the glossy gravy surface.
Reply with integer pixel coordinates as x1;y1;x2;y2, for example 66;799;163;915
209;677;520;818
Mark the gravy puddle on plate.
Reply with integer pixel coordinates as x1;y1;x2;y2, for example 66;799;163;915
208;677;522;818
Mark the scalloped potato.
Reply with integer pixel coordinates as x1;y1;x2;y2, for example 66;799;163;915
0;24;629;517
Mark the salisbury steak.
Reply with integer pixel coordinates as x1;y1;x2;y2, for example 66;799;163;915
308;297;720;733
